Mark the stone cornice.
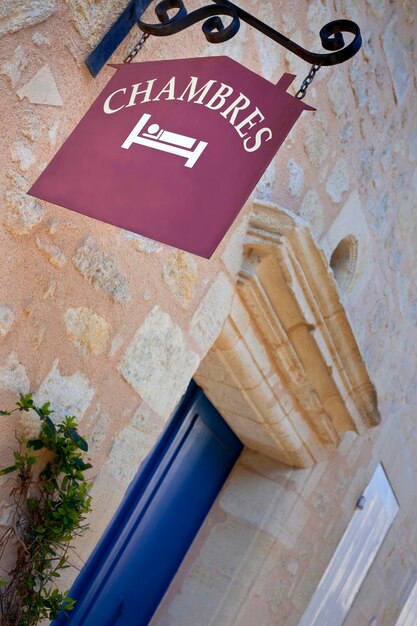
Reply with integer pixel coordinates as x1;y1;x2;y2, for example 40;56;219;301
195;200;380;467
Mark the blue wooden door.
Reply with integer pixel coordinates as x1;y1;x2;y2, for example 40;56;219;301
55;383;242;626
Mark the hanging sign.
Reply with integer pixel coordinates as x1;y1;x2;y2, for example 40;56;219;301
29;56;313;258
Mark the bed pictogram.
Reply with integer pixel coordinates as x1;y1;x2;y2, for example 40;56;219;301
121;113;208;168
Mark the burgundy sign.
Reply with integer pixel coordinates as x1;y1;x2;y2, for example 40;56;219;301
30;56;313;258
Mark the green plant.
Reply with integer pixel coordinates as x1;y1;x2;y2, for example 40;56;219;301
0;394;92;626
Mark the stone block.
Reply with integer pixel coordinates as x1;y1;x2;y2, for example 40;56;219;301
195;351;237;388
255;159;276;201
326;158;350;204
0;1;57;36
36;237;67;268
276;498;311;549
32;32;51;46
287;159;304;197
218;339;265;389
107;419;161;486
307;0;331;34
19;409;42;439
34;359;95;423
219;467;280;527
366;0;385;18
215;532;278;624
292;556;328;613
284;31;308;81
263;489;301;540
242;324;272;378
199;518;257;580
43;279;65;304
409;123;417;162
3;189;45;235
10;141;35;171
239;448;305;483
327;71;349;118
73;237;130;305
1;45;28;88
401;0;416;23
303;112;328;168
160;564;231;626
0;352;30;395
381;17;411;105
118;306;199;417
23;109;42;142
64;307;111;355
162;250;198;309
0;502;15;528
0;306;15;339
48;120;59;148
123;231;160;253
108;333;125;357
76;471;125;560
323;192;375;304
220;214;248;279
298;188;324;238
369;192;389;237
340;0;363;23
67;0;133;47
198;380;260;421
349;57;368;108
17;65;63;107
190;272;234;354
223;412;287;458
212;317;241;352
87;411;110;452
48;218;78;236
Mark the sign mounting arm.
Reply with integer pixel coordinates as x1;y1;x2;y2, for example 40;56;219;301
86;0;362;77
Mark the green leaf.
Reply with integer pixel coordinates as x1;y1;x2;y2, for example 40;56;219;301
43;415;57;439
27;439;45;450
0;465;17;475
0;410;11;415
16;393;34;411
72;458;92;471
40;401;53;416
67;428;88;452
0;579;8;586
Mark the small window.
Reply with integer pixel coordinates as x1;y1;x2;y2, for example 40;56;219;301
330;235;358;291
299;464;399;626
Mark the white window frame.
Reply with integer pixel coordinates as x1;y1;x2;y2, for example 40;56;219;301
395;578;417;626
299;463;399;626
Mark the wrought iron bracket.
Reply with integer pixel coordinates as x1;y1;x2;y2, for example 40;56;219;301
86;0;362;78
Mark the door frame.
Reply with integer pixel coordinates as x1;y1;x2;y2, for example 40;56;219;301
53;381;242;624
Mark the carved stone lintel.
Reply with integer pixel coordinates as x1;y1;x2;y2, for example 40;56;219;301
195;201;380;467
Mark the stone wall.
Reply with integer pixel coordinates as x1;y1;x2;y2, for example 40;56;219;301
0;1;416;625
152;2;417;624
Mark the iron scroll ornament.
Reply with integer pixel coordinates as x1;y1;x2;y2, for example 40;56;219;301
134;0;362;66
86;0;362;77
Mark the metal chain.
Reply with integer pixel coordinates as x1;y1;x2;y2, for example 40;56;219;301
123;31;150;64
295;64;321;100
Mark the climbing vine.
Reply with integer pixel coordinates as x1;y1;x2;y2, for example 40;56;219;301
0;394;92;626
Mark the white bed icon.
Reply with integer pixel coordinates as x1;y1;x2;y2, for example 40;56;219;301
121;113;207;168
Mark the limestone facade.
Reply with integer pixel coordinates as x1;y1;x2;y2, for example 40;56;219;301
0;1;416;625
